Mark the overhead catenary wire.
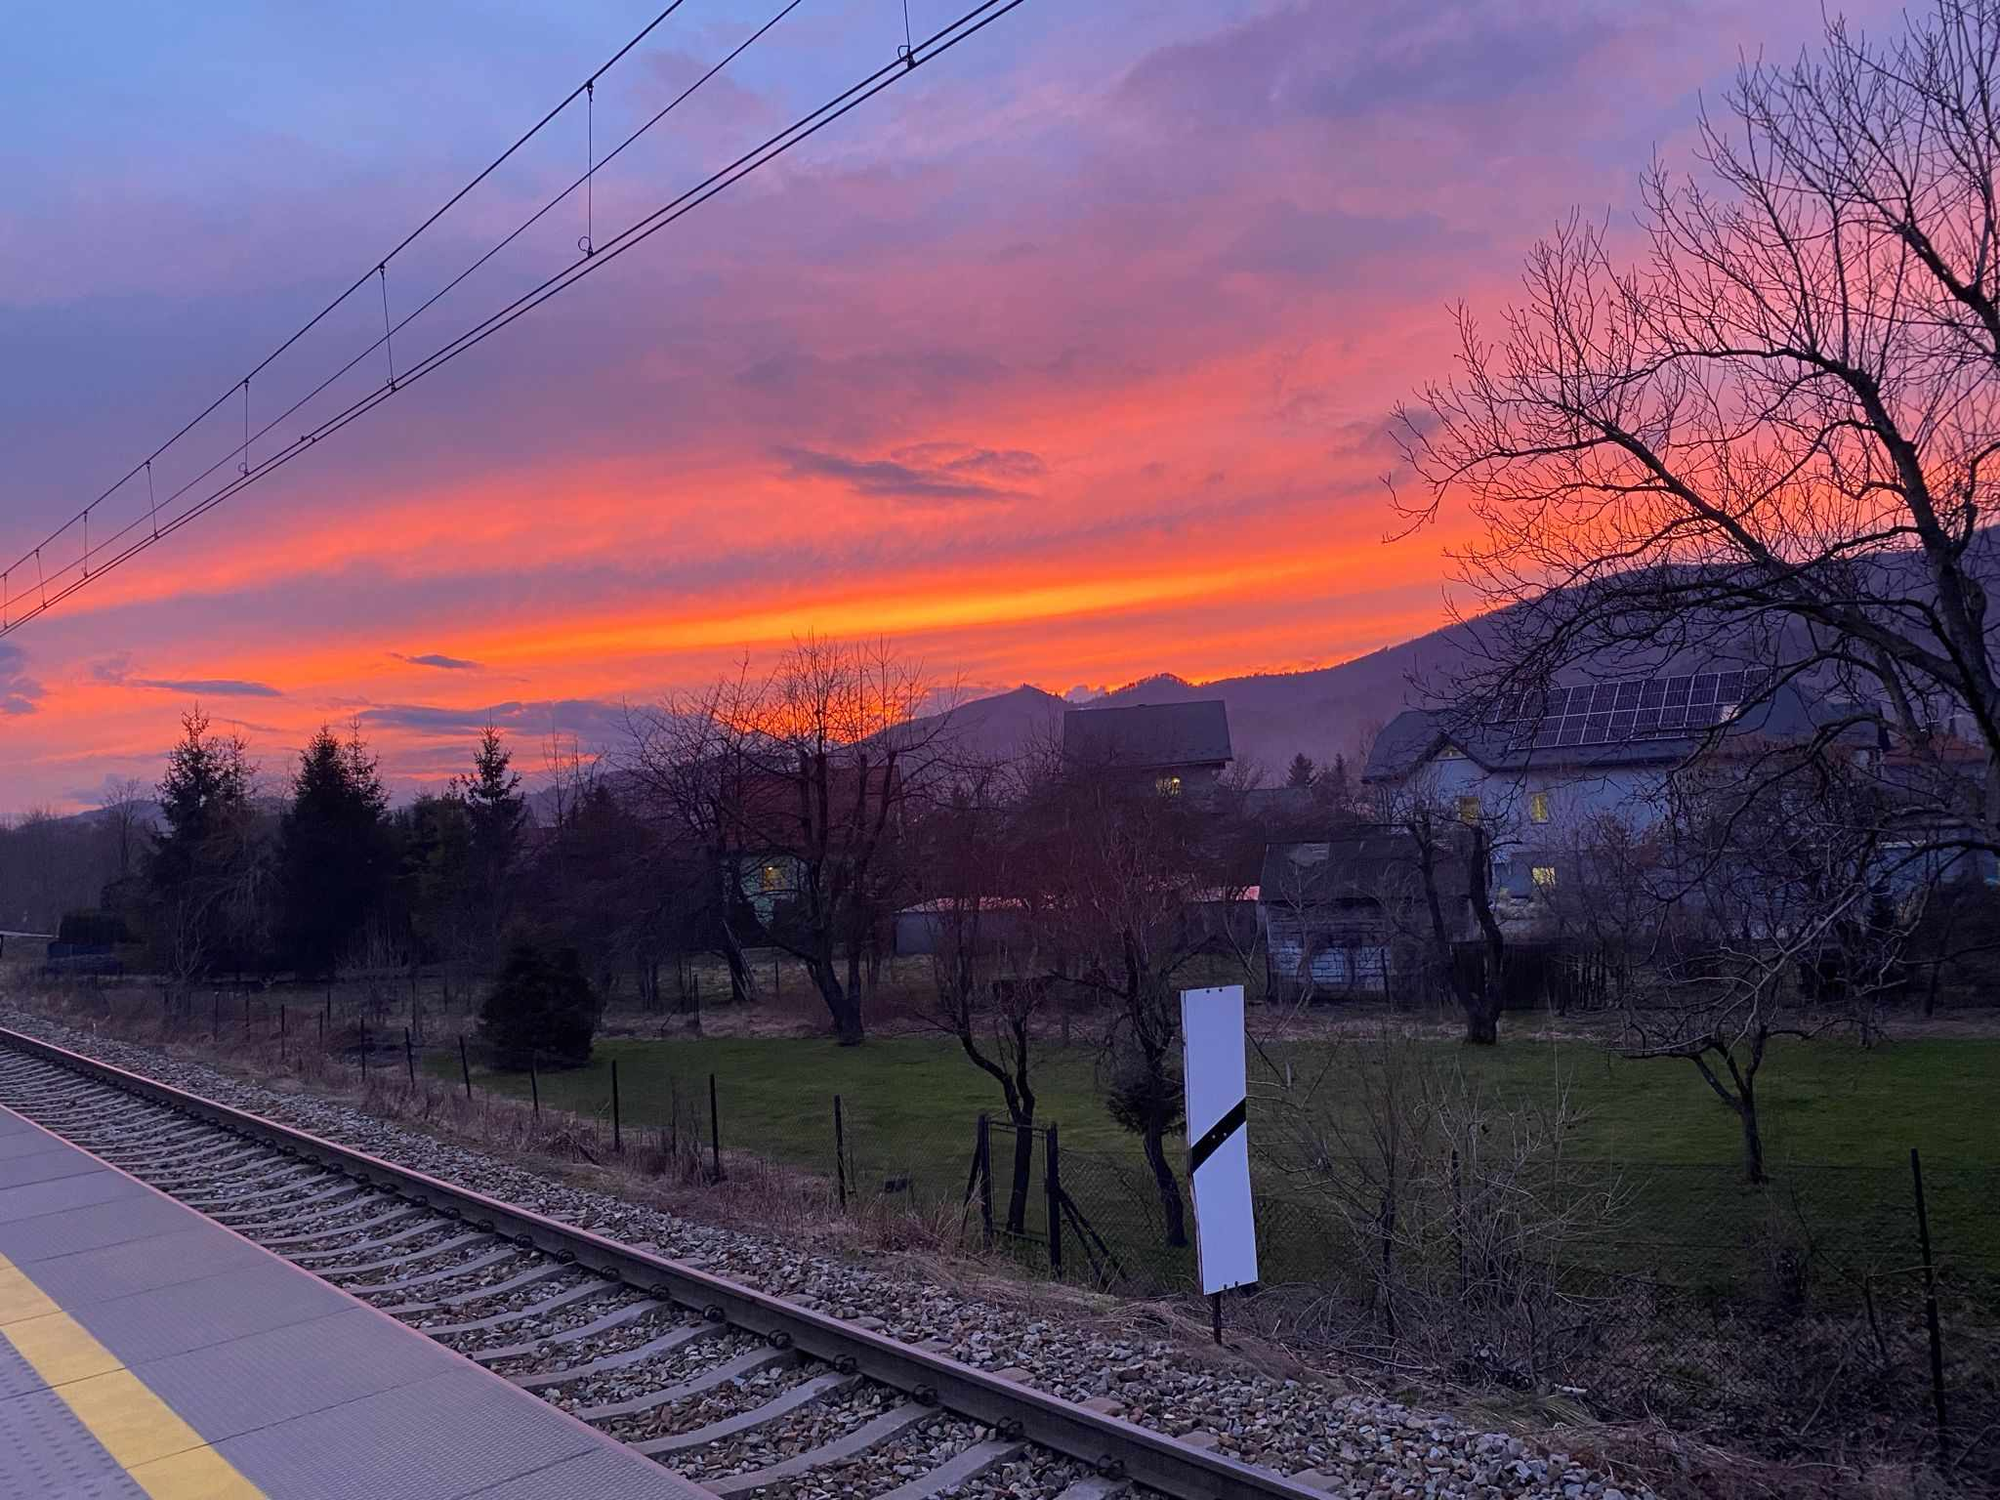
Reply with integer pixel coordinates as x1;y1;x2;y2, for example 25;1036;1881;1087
3;0;811;630
4;0;814;630
0;0;1027;637
1;0;696;595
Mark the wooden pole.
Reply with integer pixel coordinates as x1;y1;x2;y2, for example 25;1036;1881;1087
529;1051;540;1120
977;1114;994;1248
611;1059;622;1153
833;1094;848;1210
404;1027;415;1087
1912;1147;1950;1462
709;1073;724;1181
459;1036;472;1101
1046;1123;1062;1276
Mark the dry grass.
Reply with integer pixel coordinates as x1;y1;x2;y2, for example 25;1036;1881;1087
5;973;1981;1500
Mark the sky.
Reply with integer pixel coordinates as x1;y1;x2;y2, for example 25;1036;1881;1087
0;0;1895;812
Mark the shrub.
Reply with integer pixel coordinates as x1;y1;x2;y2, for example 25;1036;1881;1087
479;943;599;1069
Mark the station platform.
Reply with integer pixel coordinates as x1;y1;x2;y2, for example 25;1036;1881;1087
0;1103;709;1499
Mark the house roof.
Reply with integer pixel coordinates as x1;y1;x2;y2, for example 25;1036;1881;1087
1362;673;1850;782
1062;699;1232;771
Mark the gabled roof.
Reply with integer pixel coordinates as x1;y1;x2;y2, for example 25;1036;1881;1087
1062;699;1232;771
1362;673;1850;782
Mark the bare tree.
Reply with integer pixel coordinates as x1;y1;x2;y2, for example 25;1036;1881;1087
1395;0;2000;873
1375;777;1512;1044
918;766;1052;1234
624;684;764;1007
1027;745;1247;1248
1621;749;1916;1183
706;637;957;1046
96;777;148;885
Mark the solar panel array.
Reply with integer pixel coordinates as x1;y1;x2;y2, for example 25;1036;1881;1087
1486;670;1762;750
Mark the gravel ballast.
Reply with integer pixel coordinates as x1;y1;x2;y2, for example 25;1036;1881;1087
0;1011;1647;1500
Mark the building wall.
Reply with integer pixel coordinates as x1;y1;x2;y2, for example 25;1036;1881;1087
1375;752;1670;900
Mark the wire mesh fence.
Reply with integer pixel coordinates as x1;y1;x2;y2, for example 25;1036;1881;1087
29;977;1997;1483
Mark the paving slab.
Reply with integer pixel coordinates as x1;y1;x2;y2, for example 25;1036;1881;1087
0;1101;709;1499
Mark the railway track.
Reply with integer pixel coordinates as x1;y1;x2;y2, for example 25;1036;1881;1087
0;1027;1329;1500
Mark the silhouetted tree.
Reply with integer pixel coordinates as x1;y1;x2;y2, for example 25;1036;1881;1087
147;708;264;976
1286;752;1317;789
480;942;600;1069
453;725;524;961
279;724;390;977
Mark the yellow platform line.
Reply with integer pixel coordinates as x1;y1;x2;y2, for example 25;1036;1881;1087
0;1252;264;1499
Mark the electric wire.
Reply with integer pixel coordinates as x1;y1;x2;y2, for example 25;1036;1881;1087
4;0;812;629
1;0;695;591
0;0;1030;637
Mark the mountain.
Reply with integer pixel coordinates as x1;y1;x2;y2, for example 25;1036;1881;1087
927;683;1067;763
1084;624;1477;777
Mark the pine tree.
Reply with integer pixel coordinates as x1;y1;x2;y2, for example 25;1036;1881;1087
152;707;252;891
279;723;390;977
149;707;259;974
452;725;524;957
1286;751;1317;789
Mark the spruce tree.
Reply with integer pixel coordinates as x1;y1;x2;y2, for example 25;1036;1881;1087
1286;751;1317;789
452;725;524;957
279;723;390;977
149;707;257;972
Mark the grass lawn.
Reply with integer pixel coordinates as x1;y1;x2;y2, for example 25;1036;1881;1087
449;1028;1999;1285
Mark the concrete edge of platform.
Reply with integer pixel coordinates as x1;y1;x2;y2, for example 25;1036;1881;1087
0;1091;715;1500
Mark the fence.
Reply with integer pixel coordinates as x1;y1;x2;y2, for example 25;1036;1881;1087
22;977;1998;1485
459;1041;1998;1485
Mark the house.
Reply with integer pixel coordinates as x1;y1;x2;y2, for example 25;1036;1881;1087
1360;667;1850;901
720;762;902;926
1259;828;1472;1003
1061;699;1233;797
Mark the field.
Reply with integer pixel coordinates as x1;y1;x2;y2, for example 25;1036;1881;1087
463;1027;1999;1169
454;1025;2000;1287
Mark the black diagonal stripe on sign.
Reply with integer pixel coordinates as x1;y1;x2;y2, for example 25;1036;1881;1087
1188;1097;1247;1177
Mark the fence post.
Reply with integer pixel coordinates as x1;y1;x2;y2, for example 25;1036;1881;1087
1451;1147;1465;1301
212;990;220;1040
404;1027;415;1087
612;1059;622;1153
459;1036;472;1102
360;1027;368;1083
977;1114;994;1248
279;1006;287;1062
529;1051;540;1120
834;1095;848;1210
709;1073;724;1181
1911;1147;1950;1464
1045;1123;1062;1277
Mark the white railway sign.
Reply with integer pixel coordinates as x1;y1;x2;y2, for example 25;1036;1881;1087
1180;984;1258;1297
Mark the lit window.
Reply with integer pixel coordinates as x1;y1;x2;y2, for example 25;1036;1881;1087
1156;775;1183;797
760;863;782;892
1531;865;1557;890
1529;791;1551;824
1457;795;1481;824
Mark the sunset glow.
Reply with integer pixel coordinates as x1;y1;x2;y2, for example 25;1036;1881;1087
0;0;1884;809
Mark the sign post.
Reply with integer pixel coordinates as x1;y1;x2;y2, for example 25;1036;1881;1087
1180;984;1257;1343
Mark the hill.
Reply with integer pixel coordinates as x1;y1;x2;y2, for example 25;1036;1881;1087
1084;624;1476;776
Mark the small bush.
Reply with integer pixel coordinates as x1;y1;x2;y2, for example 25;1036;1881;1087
479;943;599;1069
